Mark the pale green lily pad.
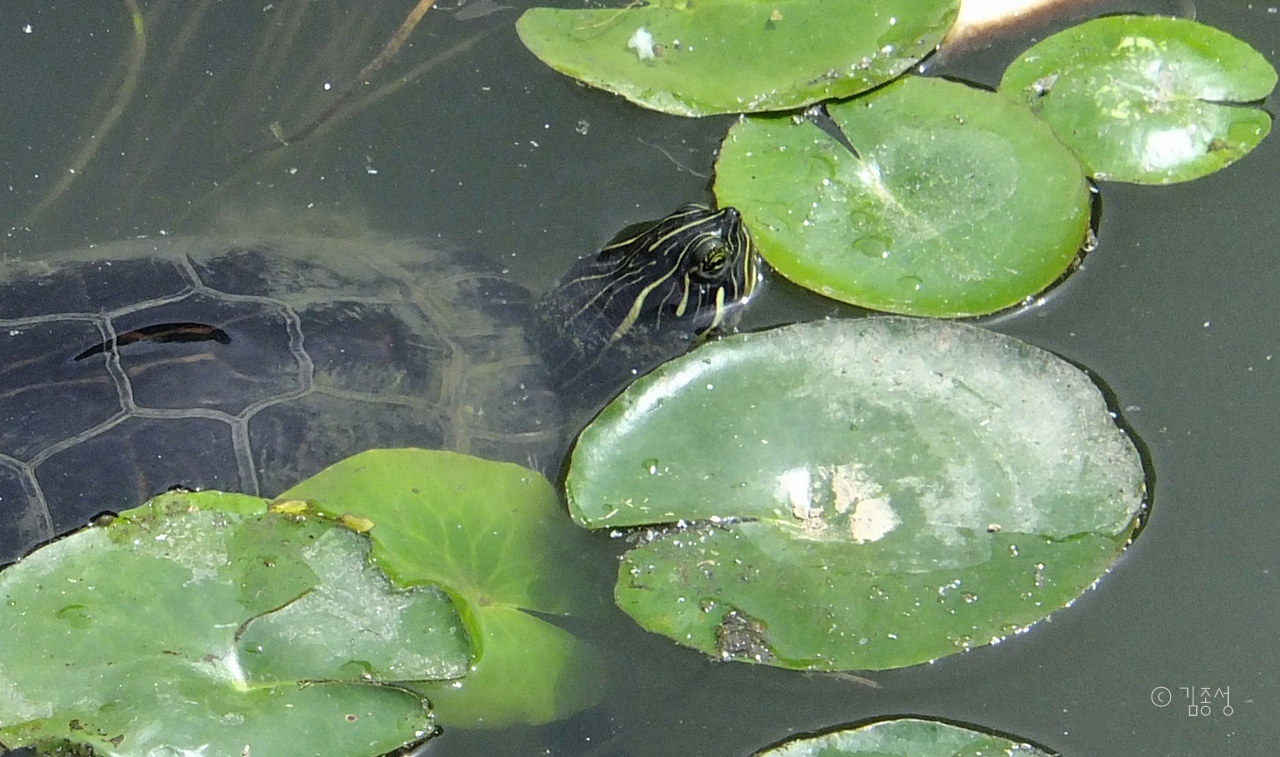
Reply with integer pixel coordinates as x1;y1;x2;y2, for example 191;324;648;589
569;318;1146;670
714;76;1091;317
516;0;959;117
0;490;461;756
280;449;604;728
999;15;1277;184
235;524;469;685
755;717;1055;757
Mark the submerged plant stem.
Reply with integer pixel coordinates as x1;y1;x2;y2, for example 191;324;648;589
182;32;483;226
268;0;439;149
25;0;147;226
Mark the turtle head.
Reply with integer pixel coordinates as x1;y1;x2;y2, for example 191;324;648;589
535;204;759;403
591;203;758;341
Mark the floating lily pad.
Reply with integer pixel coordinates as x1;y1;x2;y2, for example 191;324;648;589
0;490;458;757
999;15;1277;184
280;449;604;727
755;717;1055;757
516;0;959;116
409;605;605;729
568;318;1146;670
714;76;1091;317
234;521;469;685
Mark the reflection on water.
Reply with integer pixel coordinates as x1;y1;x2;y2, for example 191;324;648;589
4;0;484;253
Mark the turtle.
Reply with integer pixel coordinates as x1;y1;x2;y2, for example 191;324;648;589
0;204;756;565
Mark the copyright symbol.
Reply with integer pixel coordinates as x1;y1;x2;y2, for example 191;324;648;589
1151;687;1172;707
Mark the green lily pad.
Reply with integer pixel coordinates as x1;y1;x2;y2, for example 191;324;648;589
409;605;605;729
755;717;1055;756
516;0;959;117
280;449;604;727
569;318;1146;670
714;76;1091;317
999;15;1277;184
0;490;460;756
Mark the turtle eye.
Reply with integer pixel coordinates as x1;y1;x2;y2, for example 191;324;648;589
693;243;728;279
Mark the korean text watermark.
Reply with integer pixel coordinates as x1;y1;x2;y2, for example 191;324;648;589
1151;686;1233;716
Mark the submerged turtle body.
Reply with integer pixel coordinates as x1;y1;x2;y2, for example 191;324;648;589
0;236;559;563
0;206;755;564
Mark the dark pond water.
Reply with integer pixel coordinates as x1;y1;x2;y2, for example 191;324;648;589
1;1;1277;755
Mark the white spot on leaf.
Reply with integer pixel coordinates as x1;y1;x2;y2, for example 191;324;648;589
849;496;899;543
628;27;655;60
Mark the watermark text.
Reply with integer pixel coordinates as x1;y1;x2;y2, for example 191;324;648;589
1150;685;1233;716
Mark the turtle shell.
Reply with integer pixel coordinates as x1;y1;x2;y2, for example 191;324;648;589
0;237;560;564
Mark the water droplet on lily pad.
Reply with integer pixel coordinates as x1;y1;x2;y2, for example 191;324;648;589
853;235;891;258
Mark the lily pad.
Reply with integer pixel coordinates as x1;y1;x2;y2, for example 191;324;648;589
516;0;959;117
999;15;1277;184
409;605;605;729
0;490;460;757
714;76;1091;317
280;449;604;727
568;318;1146;670
755;717;1055;757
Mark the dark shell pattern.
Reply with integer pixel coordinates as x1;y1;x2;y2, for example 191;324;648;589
0;237;560;564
